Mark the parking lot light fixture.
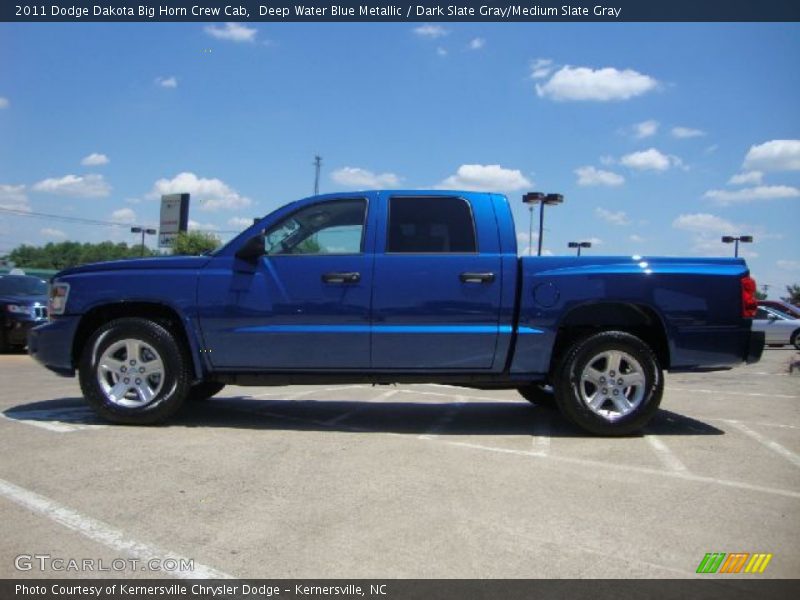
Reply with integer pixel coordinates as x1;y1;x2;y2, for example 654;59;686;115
721;235;753;257
131;226;157;257
568;241;592;256
523;192;564;257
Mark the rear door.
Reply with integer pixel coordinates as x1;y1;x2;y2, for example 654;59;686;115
370;193;503;370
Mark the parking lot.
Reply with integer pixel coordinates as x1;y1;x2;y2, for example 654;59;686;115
1;349;798;579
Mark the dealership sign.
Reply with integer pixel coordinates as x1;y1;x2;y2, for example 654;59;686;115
159;194;190;247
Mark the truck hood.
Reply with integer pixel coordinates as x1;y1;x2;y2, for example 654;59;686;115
56;256;212;277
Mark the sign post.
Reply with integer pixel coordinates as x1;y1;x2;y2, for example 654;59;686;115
159;193;190;248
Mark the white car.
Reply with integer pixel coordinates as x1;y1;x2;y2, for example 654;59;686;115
752;306;800;349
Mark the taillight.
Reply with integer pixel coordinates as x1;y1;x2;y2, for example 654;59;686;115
741;276;757;318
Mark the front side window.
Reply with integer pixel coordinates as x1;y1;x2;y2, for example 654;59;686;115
387;196;477;253
264;199;367;255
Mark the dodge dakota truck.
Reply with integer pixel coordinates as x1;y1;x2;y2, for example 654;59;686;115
29;190;764;435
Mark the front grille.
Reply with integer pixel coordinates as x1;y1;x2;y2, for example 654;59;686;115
33;306;48;319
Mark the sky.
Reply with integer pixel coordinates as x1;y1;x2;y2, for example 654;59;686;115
1;21;799;297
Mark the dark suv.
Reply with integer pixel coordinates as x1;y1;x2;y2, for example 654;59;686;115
0;274;48;352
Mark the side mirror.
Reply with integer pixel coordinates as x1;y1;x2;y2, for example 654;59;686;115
235;233;265;262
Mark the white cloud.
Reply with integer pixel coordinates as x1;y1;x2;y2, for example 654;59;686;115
620;148;678;171
0;184;30;212
468;38;485;50
672;213;738;235
413;24;448;38
629;234;645;243
585;237;603;246
436;47;448;57
0;97;9;109
633;120;659;139
728;171;763;186
111;208;136;224
33;174;111;198
155;76;177;89
743;139;800;171
40;227;67;239
703;185;800;205
150;171;252;211
205;22;257;43
599;155;615;166
530;58;554;80
671;126;705;139
228;216;254;229
438;164;531;192
777;260;800;271
188;220;219;232
331;167;401;189
595;207;630;225
535;65;658;102
576;166;625;187
81;152;109;166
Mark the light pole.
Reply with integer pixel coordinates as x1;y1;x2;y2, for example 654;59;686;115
721;235;753;257
131;226;157;257
523;192;564;256
568;241;592;256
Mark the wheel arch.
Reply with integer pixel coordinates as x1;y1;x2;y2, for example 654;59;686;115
550;301;670;374
72;302;205;380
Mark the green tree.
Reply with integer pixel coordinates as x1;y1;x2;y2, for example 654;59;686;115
7;241;154;270
172;231;221;256
784;284;800;306
755;288;768;301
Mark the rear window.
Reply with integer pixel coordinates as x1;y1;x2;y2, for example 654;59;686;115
387;196;477;253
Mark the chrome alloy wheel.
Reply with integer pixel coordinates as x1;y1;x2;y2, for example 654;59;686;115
96;338;165;408
578;350;646;421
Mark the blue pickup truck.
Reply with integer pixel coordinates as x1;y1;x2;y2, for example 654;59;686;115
29;191;763;435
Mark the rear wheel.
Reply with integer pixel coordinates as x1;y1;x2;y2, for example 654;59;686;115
792;330;800;351
79;318;191;424
553;331;663;436
187;381;226;402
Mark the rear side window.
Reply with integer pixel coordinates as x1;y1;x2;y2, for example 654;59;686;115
387;196;477;253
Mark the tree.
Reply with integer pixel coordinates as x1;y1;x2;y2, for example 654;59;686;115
7;241;154;270
755;288;768;301
784;284;800;306
172;231;221;256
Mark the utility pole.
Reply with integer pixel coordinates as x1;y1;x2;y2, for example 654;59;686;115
313;155;322;195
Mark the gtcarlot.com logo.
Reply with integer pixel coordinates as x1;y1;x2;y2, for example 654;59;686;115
696;552;773;574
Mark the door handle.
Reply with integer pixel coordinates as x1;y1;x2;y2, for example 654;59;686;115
459;272;495;284
322;272;361;284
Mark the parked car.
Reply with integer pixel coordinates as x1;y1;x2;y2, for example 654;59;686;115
752;305;800;349
29;190;763;435
758;299;800;320
0;274;48;352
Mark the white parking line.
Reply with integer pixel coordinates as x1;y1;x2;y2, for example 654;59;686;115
0;477;233;579
247;385;366;400
530;419;551;457
1;407;107;433
669;387;799;399
724;420;800;469
430;440;800;500
323;389;399;425
644;435;688;473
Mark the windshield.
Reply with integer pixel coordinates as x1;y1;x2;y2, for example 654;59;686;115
0;276;48;296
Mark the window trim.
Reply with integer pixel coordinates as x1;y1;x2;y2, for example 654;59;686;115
384;195;479;255
264;197;370;257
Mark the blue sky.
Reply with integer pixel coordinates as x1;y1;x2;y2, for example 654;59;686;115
1;22;799;296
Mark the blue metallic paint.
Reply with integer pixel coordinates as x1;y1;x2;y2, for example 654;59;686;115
29;190;756;383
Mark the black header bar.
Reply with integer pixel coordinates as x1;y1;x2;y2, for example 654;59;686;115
3;1;800;23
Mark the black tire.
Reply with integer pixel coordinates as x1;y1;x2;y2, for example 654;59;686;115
187;381;226;402
792;330;800;351
79;317;192;425
517;384;557;409
0;329;8;354
553;331;663;436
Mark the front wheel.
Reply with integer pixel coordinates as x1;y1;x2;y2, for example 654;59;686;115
553;331;663;436
79;318;192;424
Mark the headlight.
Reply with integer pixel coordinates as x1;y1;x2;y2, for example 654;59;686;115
5;304;30;315
48;282;70;316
